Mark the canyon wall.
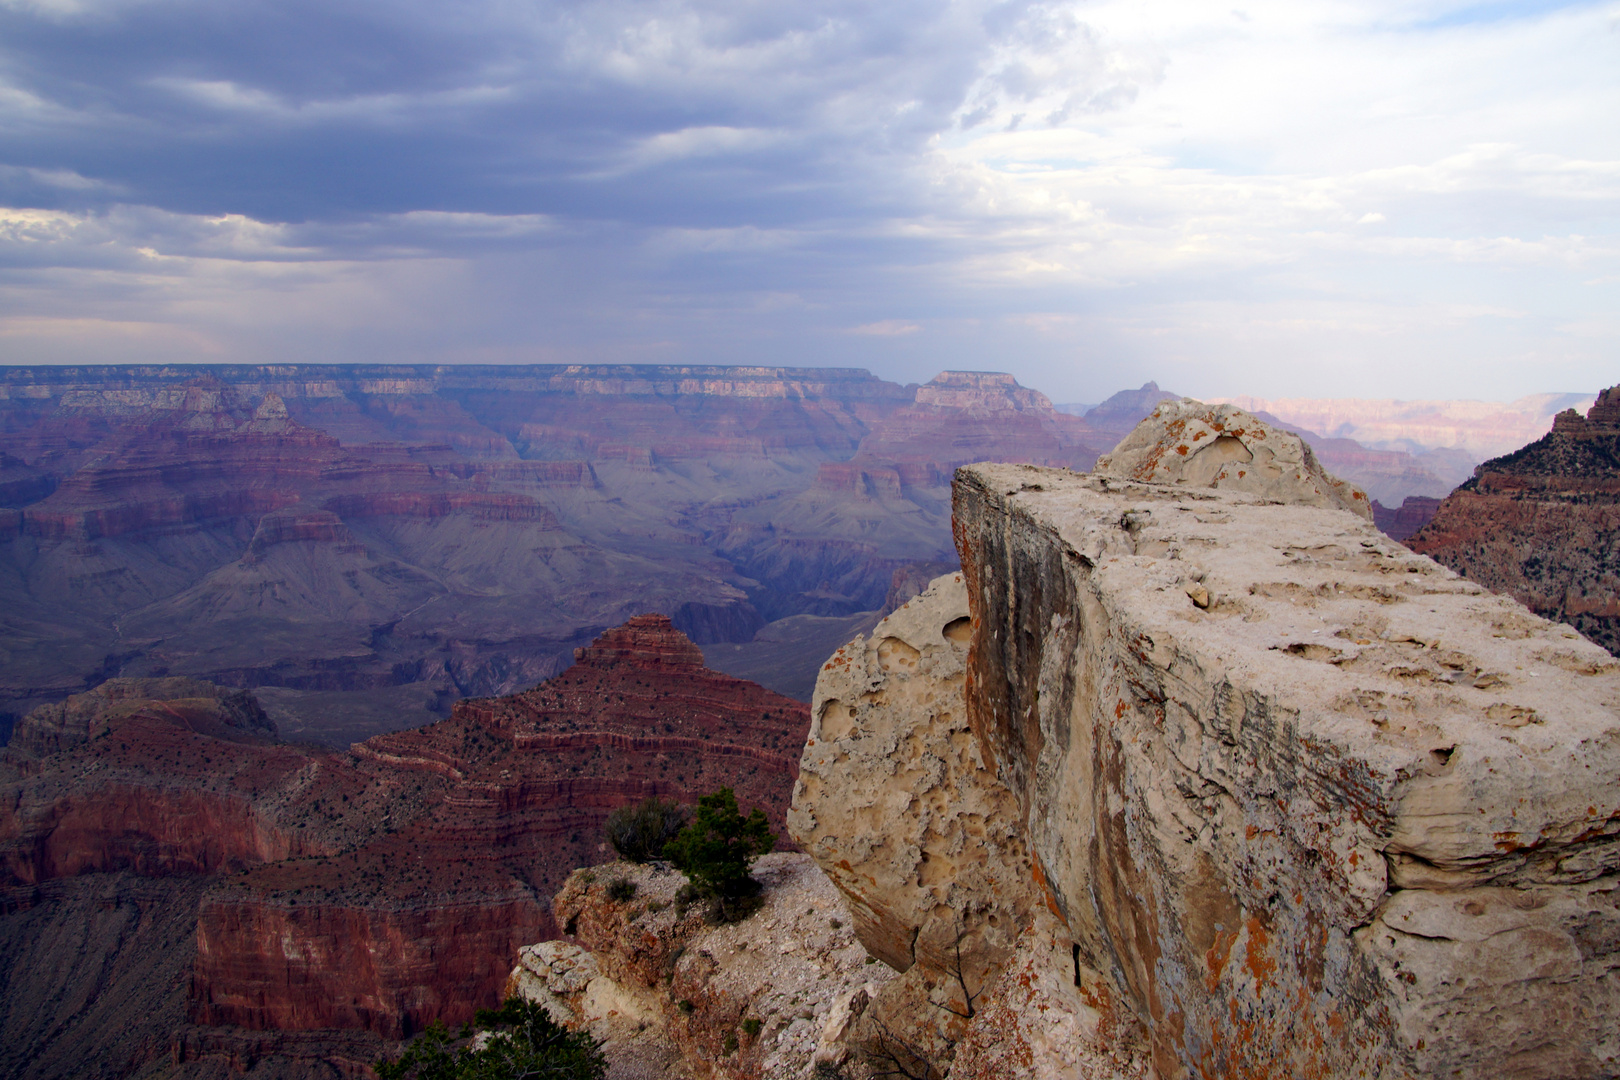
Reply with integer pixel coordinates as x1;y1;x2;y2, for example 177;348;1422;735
794;447;1620;1077
1409;386;1620;657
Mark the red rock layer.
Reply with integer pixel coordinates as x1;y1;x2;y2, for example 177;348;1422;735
193;884;547;1036
187;617;807;1037
1409;386;1620;654
463;616;806;824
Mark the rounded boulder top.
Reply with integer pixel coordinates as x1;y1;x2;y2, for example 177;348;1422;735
1093;397;1372;519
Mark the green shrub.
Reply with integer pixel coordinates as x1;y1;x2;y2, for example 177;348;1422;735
605;877;637;903
664;787;776;923
741;1017;763;1038
605;797;690;863
374;996;605;1080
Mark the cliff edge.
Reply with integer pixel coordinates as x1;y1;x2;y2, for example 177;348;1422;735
794;458;1620;1078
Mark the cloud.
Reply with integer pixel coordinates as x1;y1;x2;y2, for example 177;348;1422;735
0;0;1612;402
850;319;921;336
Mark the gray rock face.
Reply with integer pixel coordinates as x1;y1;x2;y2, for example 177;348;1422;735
794;460;1620;1079
1095;397;1374;519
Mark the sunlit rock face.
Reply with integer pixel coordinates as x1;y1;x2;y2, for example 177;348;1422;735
1410;384;1620;657
789;573;1036;1006
794;459;1620;1080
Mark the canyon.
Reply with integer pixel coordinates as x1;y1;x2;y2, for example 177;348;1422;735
0;365;1508;749
0;364;1107;747
6;364;1612;1079
501;400;1618;1079
0;616;807;1079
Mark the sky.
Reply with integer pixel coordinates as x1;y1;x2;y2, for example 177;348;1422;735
0;0;1615;404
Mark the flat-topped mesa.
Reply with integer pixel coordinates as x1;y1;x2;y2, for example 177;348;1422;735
1095;396;1373;519
570;613;706;670
914;371;1054;412
9;676;276;757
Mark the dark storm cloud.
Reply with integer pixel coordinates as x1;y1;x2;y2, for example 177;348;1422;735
0;0;1018;225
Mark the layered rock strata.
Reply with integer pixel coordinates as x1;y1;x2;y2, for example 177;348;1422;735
0;364;1103;737
796;460;1620;1079
2;616;810;1074
191;615;808;1039
1410;385;1620;655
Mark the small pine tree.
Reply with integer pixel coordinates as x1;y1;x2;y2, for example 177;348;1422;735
664;787;776;921
604;796;689;863
375;996;605;1080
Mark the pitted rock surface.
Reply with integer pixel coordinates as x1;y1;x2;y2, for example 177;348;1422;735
794;460;1620;1079
790;573;1034;984
790;573;1070;1073
953;462;1620;1079
1095;397;1373;519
